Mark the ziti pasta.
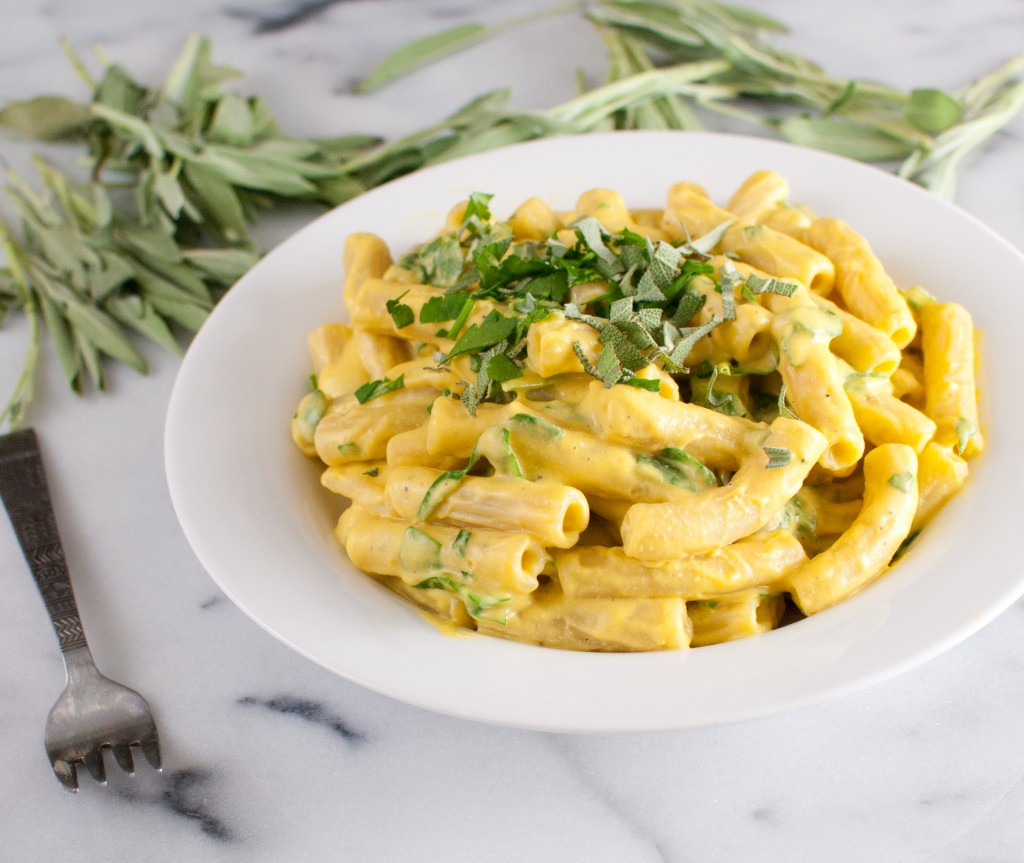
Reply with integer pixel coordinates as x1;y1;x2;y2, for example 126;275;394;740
290;173;982;652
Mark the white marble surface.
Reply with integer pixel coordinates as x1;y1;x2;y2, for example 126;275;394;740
1;1;1023;860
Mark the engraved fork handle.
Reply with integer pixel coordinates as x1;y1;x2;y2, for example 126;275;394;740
0;428;89;654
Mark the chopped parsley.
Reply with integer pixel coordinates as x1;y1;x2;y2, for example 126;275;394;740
354;374;405;404
420;291;471;324
385;292;414;329
444;310;518;359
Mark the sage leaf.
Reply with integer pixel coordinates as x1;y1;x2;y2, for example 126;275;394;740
75;328;105;391
105;294;181;353
778;116;914;161
905;88;963;134
0;96;92;140
359;24;488;93
64;299;148;373
38;290;81;390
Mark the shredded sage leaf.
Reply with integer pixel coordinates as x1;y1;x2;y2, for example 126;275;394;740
888;471;916;493
763;445;793;469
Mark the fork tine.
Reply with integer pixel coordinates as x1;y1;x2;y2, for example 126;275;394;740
52;758;80;793
140;737;162;771
111;744;135;775
83;749;107;785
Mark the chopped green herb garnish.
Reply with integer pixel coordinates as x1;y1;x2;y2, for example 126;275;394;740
777;382;798;420
400;526;442;572
420;291;472;324
412;568;511;623
363;466;380;477
402;235;466;288
294;386;327;442
445;310;518;358
507;411;564;438
498;426;525;478
462;191;494;223
414;574;458;592
743;272;798;298
465;591;511;620
436;293;475;340
398;199;737;398
354;374;405;404
416;449;481;520
386;292;415;329
485;352;523;383
691;363;746;416
687;221;733;256
624;376;662;392
763;446;793;469
888;471;915;493
954;417;977;455
637;447;717;491
452;529;472;556
902;285;937;312
892;530;922;563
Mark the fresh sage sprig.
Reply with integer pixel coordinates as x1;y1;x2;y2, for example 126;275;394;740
0;156;259;426
0;36;380;244
357;2;579;94
359;0;1024;195
0;35;379;426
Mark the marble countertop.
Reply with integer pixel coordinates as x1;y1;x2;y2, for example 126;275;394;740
1;1;1023;860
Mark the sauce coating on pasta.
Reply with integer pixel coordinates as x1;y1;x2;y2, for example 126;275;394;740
291;174;982;651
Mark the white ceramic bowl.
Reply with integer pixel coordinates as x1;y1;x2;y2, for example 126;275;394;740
165;131;1024;732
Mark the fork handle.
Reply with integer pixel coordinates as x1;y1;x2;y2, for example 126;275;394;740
0;429;88;653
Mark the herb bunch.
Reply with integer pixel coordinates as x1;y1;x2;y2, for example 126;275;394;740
1;2;1021;427
358;0;1024;199
0;36;378;427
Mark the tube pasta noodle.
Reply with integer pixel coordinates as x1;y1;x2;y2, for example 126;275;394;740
919;301;984;458
802;218;917;347
555;532;806;599
385;467;589;548
688;589;786;647
785;444;919;614
290;173;984;652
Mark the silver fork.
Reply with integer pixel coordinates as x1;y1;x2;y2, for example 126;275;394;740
0;428;161;792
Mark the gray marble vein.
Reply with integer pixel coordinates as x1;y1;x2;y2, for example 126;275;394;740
237;694;366;743
117;768;238;843
228;0;357;34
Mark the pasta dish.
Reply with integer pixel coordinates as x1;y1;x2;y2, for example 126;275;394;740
289;171;982;651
